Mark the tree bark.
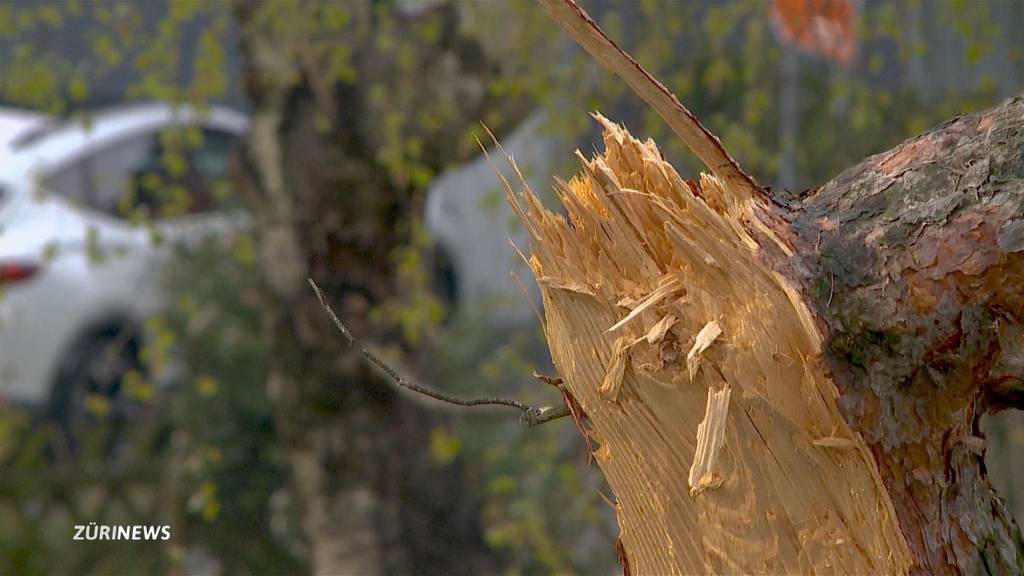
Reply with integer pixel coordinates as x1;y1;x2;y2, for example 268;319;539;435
784;95;1024;574
232;2;527;573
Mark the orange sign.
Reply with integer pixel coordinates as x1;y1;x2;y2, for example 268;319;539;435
772;0;857;65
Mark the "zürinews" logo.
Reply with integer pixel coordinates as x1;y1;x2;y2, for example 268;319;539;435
73;523;171;541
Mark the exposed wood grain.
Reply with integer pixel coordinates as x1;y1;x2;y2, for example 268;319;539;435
500;117;912;574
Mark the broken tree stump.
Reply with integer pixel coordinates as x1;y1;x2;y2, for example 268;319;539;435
505;1;1024;573
503;115;913;574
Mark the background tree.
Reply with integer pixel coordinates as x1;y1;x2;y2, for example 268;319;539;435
229;1;536;572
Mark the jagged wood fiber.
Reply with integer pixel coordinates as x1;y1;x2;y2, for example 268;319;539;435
500;116;912;574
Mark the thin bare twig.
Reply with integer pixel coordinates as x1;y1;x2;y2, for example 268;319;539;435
308;279;570;427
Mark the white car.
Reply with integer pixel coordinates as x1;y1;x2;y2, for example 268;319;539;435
0;102;248;426
0;101;553;430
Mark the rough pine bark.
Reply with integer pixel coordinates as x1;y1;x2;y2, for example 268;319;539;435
783;95;1024;574
232;2;528;573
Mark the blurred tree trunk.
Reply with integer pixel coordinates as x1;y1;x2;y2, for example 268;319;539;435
231;2;527;573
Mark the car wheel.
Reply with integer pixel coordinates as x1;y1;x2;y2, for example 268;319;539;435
49;324;142;453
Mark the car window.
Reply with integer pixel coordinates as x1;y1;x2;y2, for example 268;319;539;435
89;133;157;216
42;161;89;206
190;129;241;211
43;127;240;220
193;129;235;182
43;133;160;218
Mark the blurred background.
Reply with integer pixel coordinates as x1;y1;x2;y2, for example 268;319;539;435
0;1;1022;574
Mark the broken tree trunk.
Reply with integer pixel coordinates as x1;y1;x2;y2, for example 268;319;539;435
505;1;1024;573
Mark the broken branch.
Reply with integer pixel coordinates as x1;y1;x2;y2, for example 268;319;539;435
308;278;571;427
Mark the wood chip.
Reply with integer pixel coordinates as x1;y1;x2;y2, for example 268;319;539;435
606;275;681;333
537;276;596;296
599;336;630;401
686;319;722;382
688;382;731;496
645;313;678;344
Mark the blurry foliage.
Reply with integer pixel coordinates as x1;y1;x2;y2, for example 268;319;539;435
370;221;447;347
0;376;172;573
1;0;1023;574
430;309;618;574
553;1;1015;191
0;230;300;574
157;233;303;574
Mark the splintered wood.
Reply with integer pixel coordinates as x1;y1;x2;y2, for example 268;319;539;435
688;381;730;497
687;319;722;383
500;117;911;574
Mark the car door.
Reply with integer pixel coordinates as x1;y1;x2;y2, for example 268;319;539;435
42;130;168;318
0;120;244;406
43;124;244;318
